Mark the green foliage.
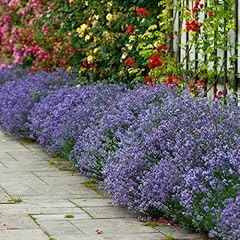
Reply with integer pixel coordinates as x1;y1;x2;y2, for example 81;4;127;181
64;214;75;218
1;0;237;88
138;0;237;89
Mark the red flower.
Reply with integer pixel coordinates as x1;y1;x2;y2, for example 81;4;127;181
151;54;158;62
165;75;179;86
59;60;67;68
207;11;214;17
186;22;191;32
126;25;135;35
191;7;198;14
186;20;201;32
143;75;156;87
156;45;168;52
96;229;103;234
136;8;150;16
148;54;163;69
144;75;151;84
124;57;136;67
197;79;205;88
172;223;181;228
159;217;170;225
195;0;200;6
217;90;224;99
200;3;204;9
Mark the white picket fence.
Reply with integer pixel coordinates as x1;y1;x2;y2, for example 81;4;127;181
171;0;240;103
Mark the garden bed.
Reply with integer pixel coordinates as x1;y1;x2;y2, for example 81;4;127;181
0;66;239;239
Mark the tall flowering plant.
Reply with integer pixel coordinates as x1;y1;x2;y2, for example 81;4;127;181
0;0;74;71
136;0;237;95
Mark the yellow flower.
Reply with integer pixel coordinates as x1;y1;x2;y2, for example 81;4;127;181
93;48;99;54
121;52;127;60
69;0;75;5
80;24;88;31
129;35;136;42
67;66;72;72
76;24;89;38
94;15;99;20
85;35;91;42
106;13;113;22
126;44;133;51
92;20;99;27
107;1;112;9
87;55;94;63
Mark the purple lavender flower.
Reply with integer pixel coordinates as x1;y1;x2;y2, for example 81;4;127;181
0;66;239;238
217;194;240;239
103;90;240;234
72;85;177;180
31;84;126;157
0;65;28;85
0;69;74;137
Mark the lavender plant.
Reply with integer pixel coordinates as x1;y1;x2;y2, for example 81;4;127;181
0;66;239;239
0;69;74;137
103;92;240;237
31;84;126;157
216;194;240;239
71;85;177;180
0;65;28;85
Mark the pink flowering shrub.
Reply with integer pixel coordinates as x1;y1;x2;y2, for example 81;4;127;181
0;0;74;71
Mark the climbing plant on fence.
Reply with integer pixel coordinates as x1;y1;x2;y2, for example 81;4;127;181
136;0;239;98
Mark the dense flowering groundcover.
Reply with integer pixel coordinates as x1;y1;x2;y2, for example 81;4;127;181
0;67;75;137
0;66;239;239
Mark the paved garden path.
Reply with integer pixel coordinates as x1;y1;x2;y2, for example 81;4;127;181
0;131;205;240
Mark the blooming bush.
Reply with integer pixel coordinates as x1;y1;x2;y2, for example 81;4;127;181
30;84;125;157
0;69;74;137
0;0;237;97
103;92;240;237
216;194;240;239
0;0;74;71
0;0;164;84
71;84;177;180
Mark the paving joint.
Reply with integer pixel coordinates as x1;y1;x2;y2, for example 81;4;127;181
68;199;94;219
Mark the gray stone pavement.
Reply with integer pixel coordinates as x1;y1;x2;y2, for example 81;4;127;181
0;131;206;240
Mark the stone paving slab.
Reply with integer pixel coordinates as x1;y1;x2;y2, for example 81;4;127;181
53;233;166;240
70;218;159;234
0;187;11;203
0;204;87;215
32;213;92;221
0;229;48;240
81;206;137;219
0;214;39;230
70;198;113;208
0;131;206;240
